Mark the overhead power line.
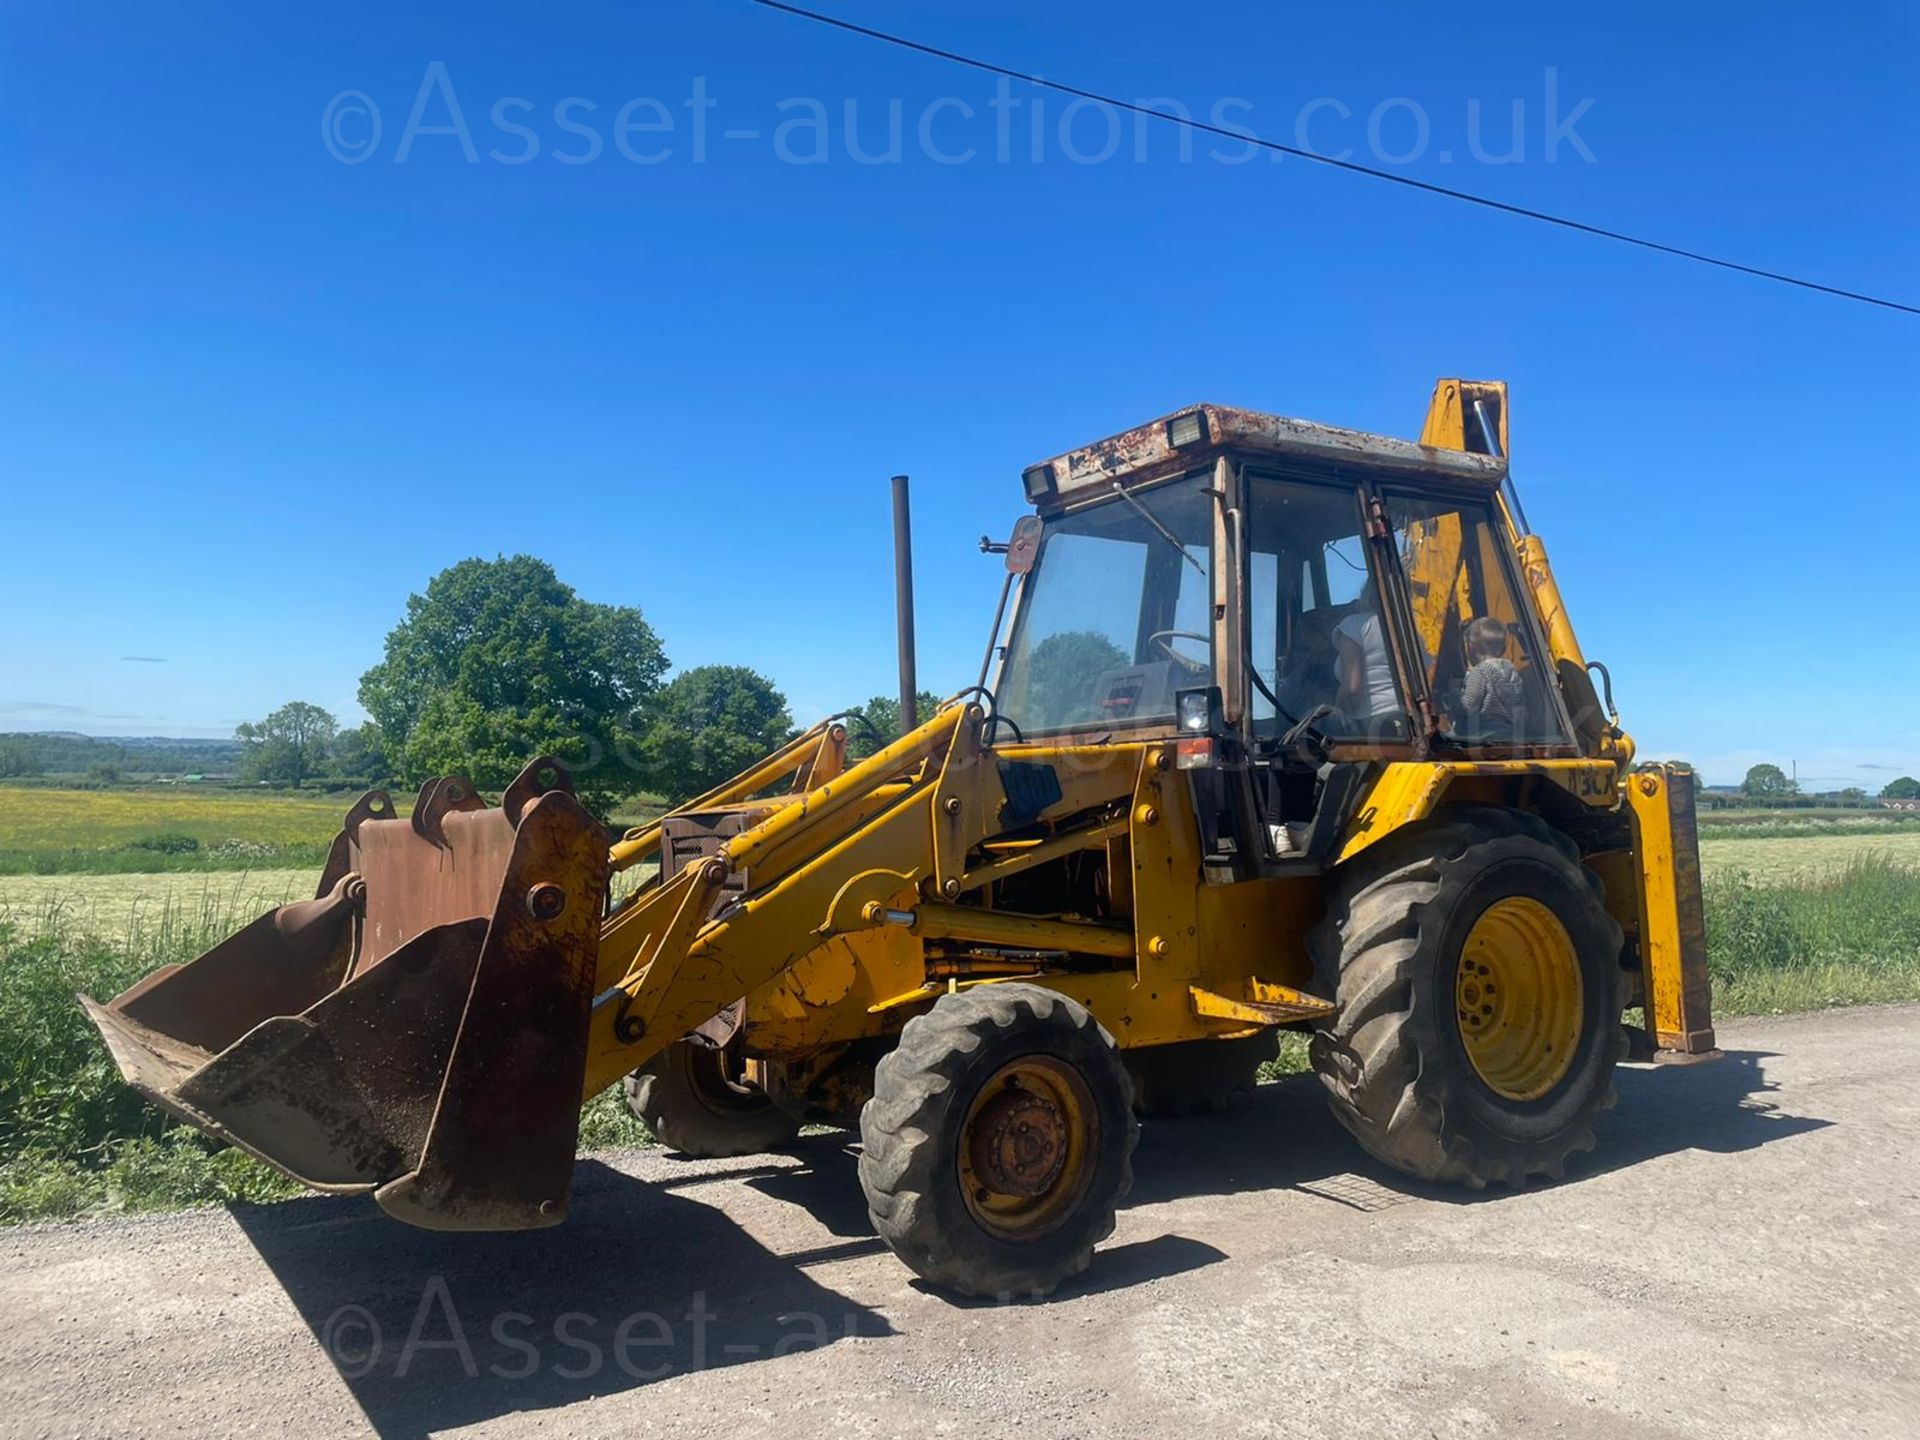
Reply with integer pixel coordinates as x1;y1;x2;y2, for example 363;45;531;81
749;0;1920;318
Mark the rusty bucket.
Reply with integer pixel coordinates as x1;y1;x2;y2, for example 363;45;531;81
80;757;609;1231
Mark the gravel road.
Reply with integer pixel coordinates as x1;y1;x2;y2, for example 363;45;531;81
2;1005;1915;1439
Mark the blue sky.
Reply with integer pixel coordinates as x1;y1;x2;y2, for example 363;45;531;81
2;2;1915;788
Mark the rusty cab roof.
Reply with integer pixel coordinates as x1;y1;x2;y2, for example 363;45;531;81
1021;403;1508;513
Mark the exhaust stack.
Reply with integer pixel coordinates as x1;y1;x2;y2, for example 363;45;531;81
892;472;918;731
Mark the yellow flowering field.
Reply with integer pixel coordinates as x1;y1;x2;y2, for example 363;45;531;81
0;787;353;854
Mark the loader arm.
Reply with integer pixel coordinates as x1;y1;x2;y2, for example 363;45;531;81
581;701;1162;1096
585;706;976;1090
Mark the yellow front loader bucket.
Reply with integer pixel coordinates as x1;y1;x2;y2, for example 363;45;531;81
80;757;609;1230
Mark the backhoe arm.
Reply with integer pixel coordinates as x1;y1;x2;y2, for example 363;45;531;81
1419;377;1715;1058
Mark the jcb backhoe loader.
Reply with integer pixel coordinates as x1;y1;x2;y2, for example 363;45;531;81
85;380;1714;1297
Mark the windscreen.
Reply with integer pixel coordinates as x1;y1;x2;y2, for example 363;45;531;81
996;473;1212;734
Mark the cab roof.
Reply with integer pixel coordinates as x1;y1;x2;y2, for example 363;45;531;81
1022;403;1508;511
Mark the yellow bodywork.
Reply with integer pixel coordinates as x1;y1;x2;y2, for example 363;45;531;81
570;726;1710;1106
578;712;1336;1098
554;375;1714;1101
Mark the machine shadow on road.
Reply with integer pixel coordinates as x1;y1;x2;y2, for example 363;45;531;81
1124;1047;1830;1211
233;1046;1825;1435
231;1155;895;1440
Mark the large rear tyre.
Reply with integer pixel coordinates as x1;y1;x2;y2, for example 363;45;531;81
1125;1033;1277;1118
624;1040;801;1159
859;984;1137;1298
1308;808;1626;1188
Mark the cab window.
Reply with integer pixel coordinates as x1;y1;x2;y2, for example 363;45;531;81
1386;492;1569;746
997;473;1212;733
1246;475;1410;743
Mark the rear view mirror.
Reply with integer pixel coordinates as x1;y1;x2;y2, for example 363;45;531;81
1006;515;1042;574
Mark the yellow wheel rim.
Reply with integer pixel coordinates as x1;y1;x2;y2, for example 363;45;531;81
1456;896;1583;1102
957;1056;1097;1240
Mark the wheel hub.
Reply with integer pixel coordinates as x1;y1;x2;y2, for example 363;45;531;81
956;1056;1098;1239
1455;895;1583;1102
968;1086;1069;1197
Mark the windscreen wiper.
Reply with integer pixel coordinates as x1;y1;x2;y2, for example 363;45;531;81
1109;480;1206;578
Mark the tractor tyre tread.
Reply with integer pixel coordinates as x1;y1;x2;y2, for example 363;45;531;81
858;983;1136;1298
1308;806;1626;1189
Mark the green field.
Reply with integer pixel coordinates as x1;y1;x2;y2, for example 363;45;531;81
0;785;351;874
0;870;313;938
0;782;665;877
1700;829;1920;881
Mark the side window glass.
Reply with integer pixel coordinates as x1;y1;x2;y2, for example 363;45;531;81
1389;495;1568;745
1248;550;1279;725
1245;477;1408;743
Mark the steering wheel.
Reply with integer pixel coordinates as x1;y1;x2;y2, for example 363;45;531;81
1148;630;1210;673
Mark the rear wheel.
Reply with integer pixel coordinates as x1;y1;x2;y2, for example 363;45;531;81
1308;808;1626;1187
859;983;1137;1297
624;1040;801;1158
1125;1033;1277;1117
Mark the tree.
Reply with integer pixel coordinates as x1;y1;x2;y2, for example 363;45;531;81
1740;763;1796;802
641;666;793;802
0;736;39;778
1838;787;1869;807
358;555;668;814
1026;630;1131;729
236;701;338;788
327;722;390;787
847;690;944;759
1881;776;1920;802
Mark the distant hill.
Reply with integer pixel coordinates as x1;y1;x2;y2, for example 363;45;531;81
0;732;242;777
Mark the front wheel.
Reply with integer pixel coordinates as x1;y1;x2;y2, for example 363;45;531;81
859;984;1137;1298
1308;808;1626;1188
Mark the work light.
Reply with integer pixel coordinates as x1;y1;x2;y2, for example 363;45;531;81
1166;412;1205;448
1022;464;1056;502
1174;686;1222;769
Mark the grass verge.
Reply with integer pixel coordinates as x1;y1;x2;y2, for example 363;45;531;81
0;900;309;1222
0;843;335;876
1706;854;1920;1015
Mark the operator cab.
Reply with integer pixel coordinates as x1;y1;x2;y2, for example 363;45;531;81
991;402;1577;873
